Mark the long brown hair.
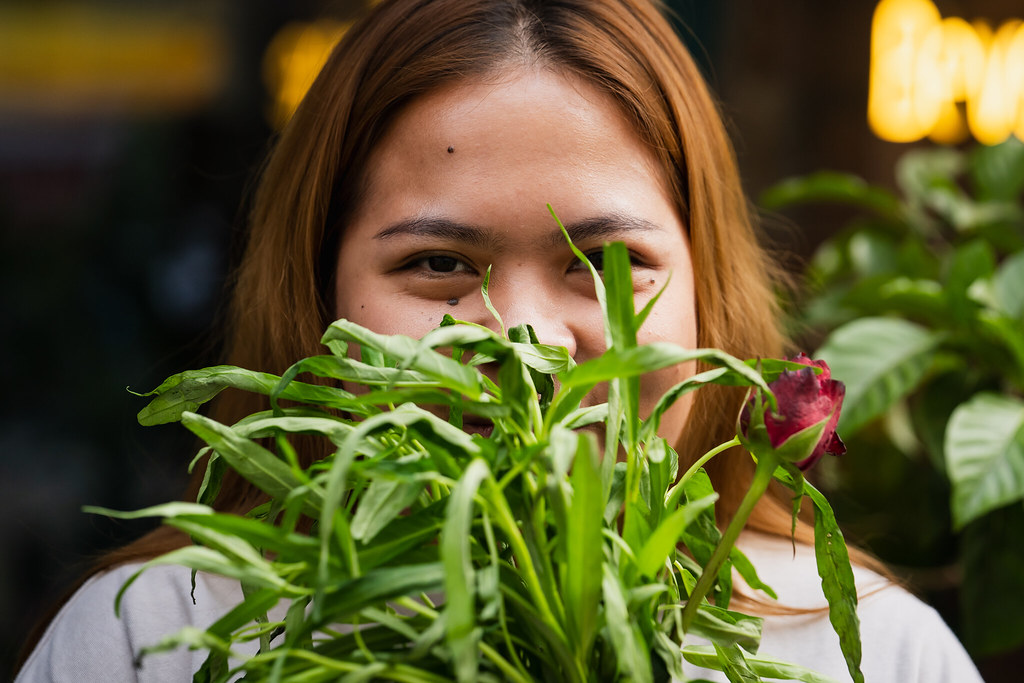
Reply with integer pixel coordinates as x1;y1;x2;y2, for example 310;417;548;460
92;0;834;574
14;3;879;672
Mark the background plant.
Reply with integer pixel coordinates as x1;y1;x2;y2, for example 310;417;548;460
94;239;862;683
760;137;1024;660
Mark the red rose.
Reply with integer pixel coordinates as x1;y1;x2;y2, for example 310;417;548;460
739;354;846;470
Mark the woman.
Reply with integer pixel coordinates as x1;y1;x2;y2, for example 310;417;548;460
16;0;982;681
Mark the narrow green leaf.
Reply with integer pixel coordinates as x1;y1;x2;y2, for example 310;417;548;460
562;345;767;393
179;412;319;509
350;478;424;543
565;430;603;657
684;603;763;653
322;320;484;399
602;564;653;683
136;367;352;426
636;493;717;578
729;547;777;601
441;459;490;683
803;482;863;683
683;645;840;683
713;641;762;683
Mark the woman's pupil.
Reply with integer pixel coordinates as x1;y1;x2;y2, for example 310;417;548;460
428;255;458;272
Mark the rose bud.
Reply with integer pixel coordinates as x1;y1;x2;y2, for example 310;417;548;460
739;354;846;471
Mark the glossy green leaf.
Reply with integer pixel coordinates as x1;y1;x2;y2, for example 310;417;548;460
945;392;1024;529
969;136;1024;201
759;171;902;221
961;504;1024;655
992;251;1024;319
816;317;941;434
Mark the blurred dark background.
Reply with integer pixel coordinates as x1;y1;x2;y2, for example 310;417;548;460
2;0;1020;679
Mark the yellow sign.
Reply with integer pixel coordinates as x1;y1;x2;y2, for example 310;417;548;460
263;20;350;129
0;4;226;116
868;0;1024;144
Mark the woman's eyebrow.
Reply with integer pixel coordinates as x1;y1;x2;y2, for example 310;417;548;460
374;216;503;248
373;213;659;248
546;214;661;248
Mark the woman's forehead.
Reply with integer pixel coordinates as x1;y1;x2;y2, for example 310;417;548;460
351;69;677;227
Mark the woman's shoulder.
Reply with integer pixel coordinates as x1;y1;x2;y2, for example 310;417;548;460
16;562;253;683
734;531;983;683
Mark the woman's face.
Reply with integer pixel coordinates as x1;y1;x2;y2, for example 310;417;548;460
335;68;697;445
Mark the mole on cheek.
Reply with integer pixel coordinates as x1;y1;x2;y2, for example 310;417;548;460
447;146;454;154
447;297;459;306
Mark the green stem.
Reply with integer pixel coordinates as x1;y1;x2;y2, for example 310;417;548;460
679;452;777;634
683;436;738;488
665;436;739;511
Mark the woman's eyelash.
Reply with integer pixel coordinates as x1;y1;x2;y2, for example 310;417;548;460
575;249;644;271
402;253;475;275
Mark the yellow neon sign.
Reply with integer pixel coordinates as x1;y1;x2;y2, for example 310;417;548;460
868;0;1024;144
262;20;350;129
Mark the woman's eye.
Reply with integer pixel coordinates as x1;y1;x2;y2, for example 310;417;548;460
570;249;646;275
407;254;473;274
426;255;460;272
573;250;605;271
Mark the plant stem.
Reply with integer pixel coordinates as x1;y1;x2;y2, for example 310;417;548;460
679;452;777;634
681;437;739;489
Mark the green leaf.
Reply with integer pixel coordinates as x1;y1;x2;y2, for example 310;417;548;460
350;478;424;543
309;563;446;630
729;547;777;601
992;251;1024;319
969;136;1024;202
322;320;485;399
136;366;354;426
683;645;841;683
758;171;902;221
602;564;653;683
562;344;767;393
635;493;717;578
564;430;604;658
945;392;1024;529
804;482;863;683
441;459;490;683
815;317;941;434
946;240;996;323
113;546;299;616
179;412;319;510
961;503;1024;655
686;604;763;653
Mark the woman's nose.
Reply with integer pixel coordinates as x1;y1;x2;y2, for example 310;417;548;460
489;285;578;358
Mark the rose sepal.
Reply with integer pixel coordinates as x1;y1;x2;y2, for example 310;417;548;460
738;382;838;471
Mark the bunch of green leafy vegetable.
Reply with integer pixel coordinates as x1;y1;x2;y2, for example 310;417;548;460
760;137;1024;659
90;227;862;682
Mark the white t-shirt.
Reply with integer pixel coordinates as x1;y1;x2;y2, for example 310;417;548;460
16;532;983;682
